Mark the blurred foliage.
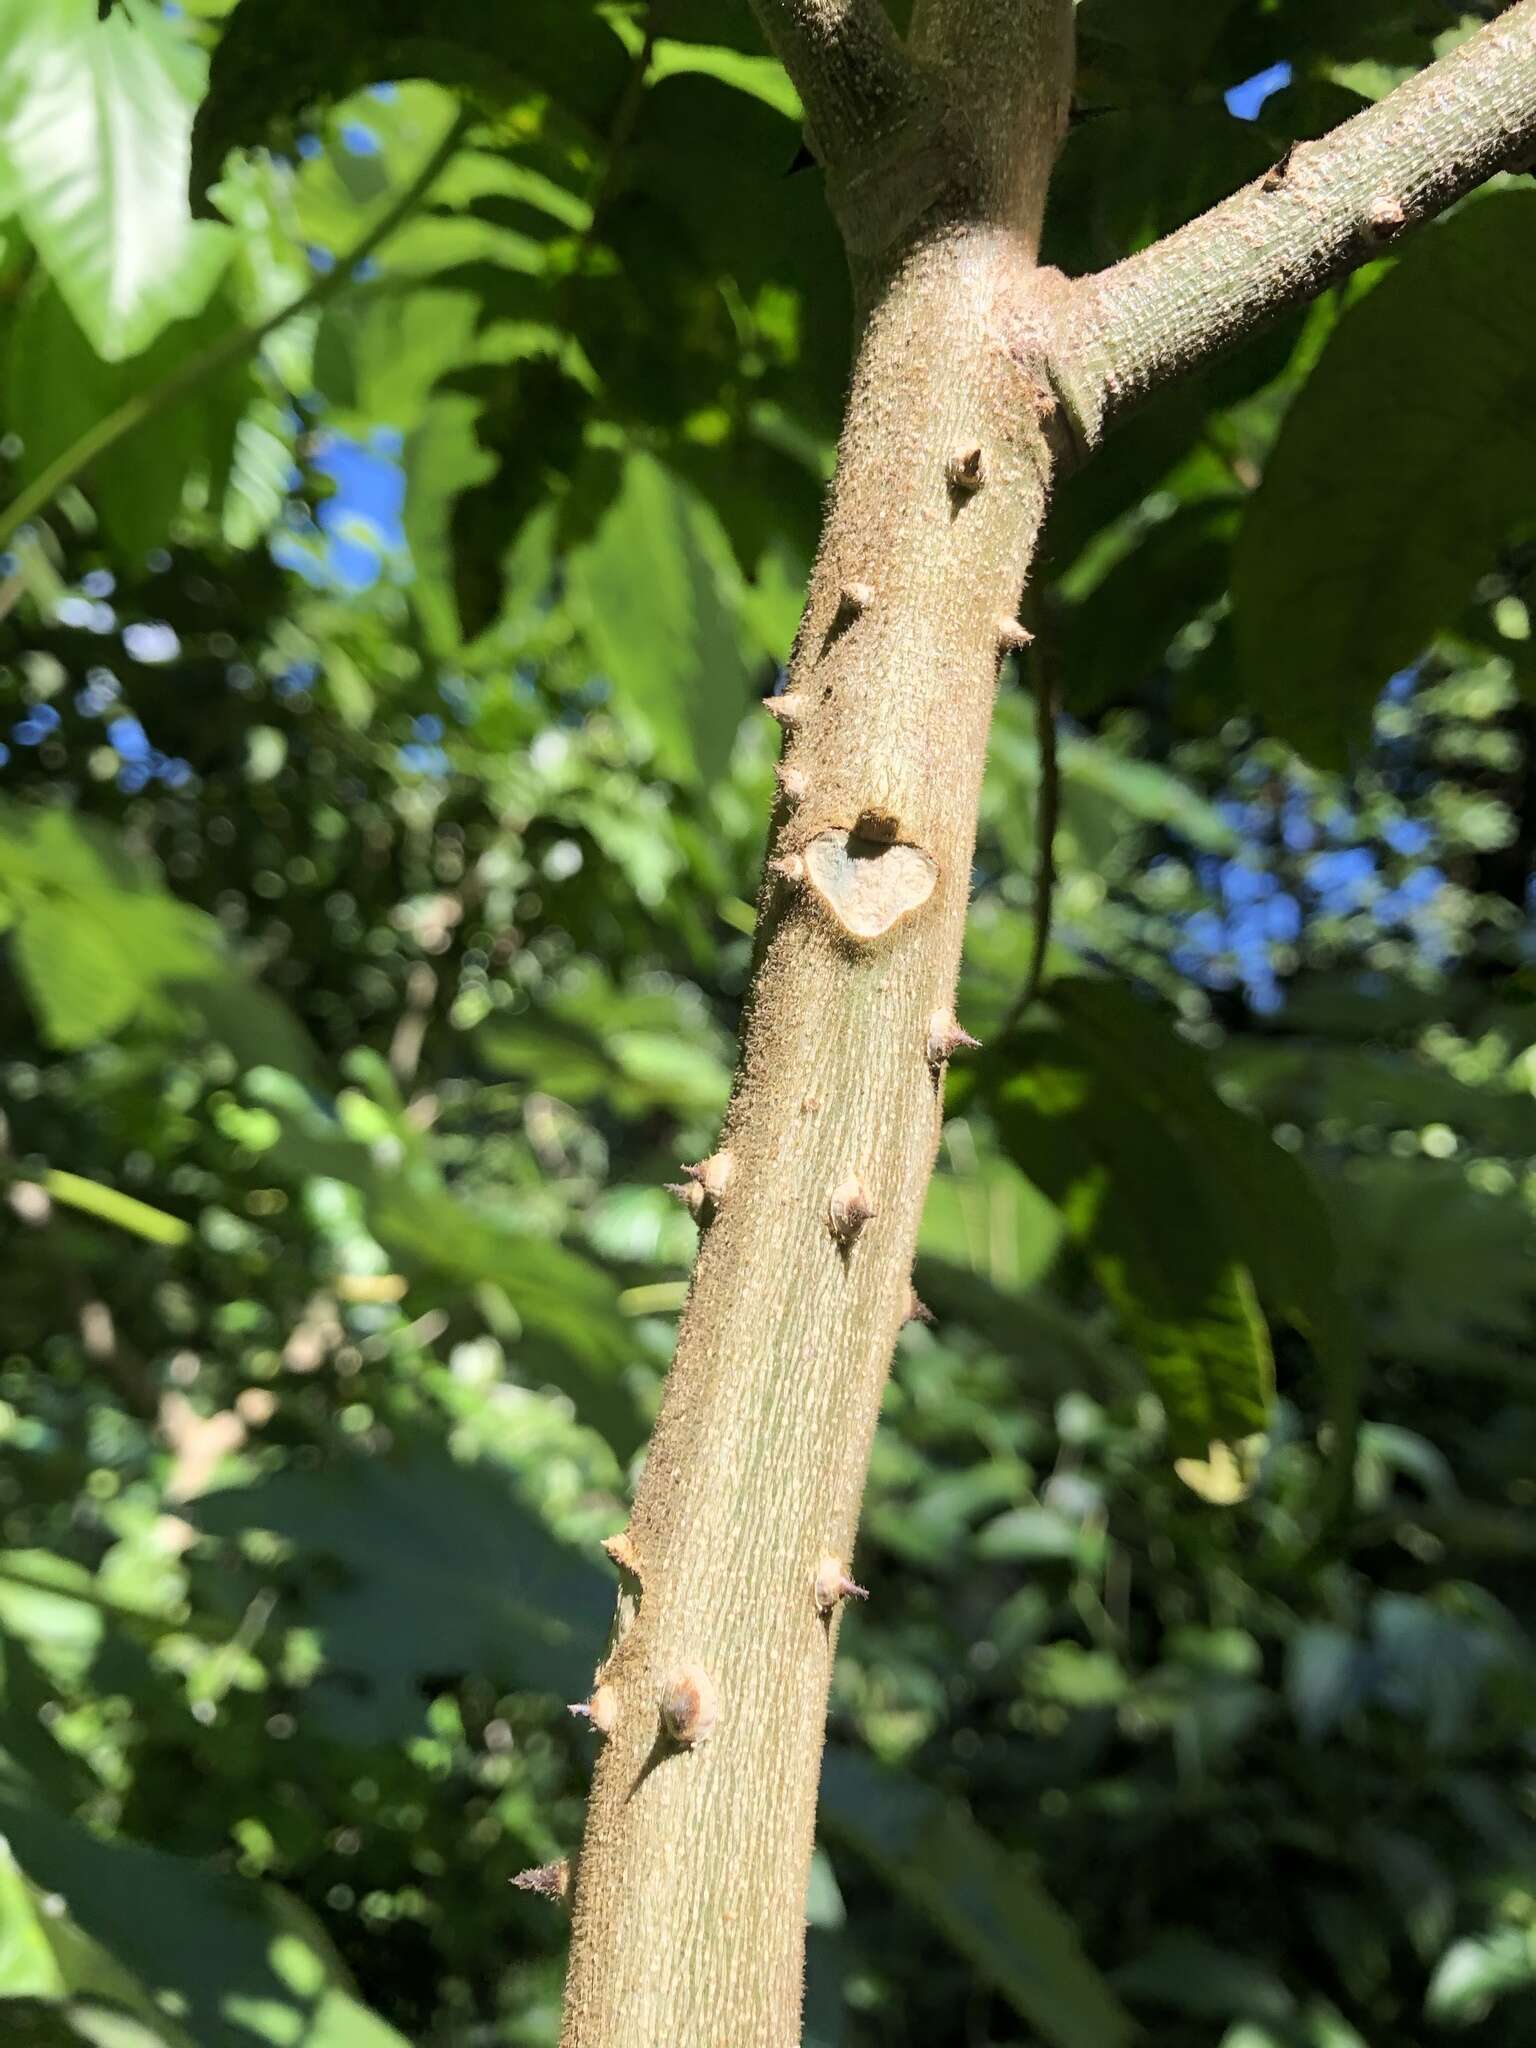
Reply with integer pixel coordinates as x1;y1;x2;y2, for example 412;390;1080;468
0;1;1533;2044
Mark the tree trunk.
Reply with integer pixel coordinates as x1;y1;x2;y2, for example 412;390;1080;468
557;5;1536;2042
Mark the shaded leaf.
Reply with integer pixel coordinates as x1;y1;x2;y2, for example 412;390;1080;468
992;978;1356;1460
190;0;630;209
0;1777;409;2047
1234;193;1536;764
192;1445;611;1739
3;281;249;559
820;1749;1136;2048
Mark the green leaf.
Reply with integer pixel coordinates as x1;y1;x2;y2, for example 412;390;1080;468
0;1779;410;2047
0;0;229;360
1426;1928;1536;2026
10;905;141;1051
2;280;248;558
1115;1929;1294;2021
1234;192;1536;765
0;1834;195;2045
566;451;756;785
192;1444;612;1739
1057;503;1238;716
919;1151;1064;1299
648;40;801;122
238;1065;643;1453
820;1750;1136;2048
0;803;314;1070
992;979;1356;1461
190;1;630;209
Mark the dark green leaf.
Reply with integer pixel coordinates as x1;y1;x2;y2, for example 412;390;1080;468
192;1445;611;1739
0;1773;409;2045
190;1;631;210
2;282;248;559
820;1749;1136;2048
992;978;1356;1460
1234;192;1536;765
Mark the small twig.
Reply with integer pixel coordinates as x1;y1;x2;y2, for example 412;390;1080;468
1002;598;1060;1033
0;107;473;550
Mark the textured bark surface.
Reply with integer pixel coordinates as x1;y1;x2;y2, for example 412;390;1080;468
558;3;1536;2042
560;8;1073;2042
1067;1;1536;440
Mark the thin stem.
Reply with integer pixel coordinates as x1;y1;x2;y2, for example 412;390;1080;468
1057;0;1536;442
0;1555;228;1643
0;108;472;552
1021;650;1059;1017
1002;604;1060;1034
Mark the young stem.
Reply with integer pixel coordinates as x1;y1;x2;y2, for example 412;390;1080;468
558;1;1536;2039
560;12;1075;2042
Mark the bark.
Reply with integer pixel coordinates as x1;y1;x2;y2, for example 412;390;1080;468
1062;3;1536;443
559;5;1536;2043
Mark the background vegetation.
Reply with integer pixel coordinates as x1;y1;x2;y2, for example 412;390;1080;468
1;2;1533;2044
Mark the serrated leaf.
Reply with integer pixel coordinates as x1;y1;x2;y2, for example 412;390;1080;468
1234;192;1536;765
0;803;313;1069
0;0;229;360
566;451;755;785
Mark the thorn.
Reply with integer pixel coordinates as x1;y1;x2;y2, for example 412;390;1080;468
997;618;1034;655
602;1530;639;1575
903;1285;935;1327
815;1555;869;1614
775;763;807;806
1364;194;1405;240
927;1011;982;1067
946;444;986;493
1261;141;1296;191
659;1662;718;1746
666;1178;709;1220
568;1683;619;1735
828;1175;875;1250
765;692;805;730
768;852;806;886
511;1859;572;1904
840;581;873;616
682;1149;735;1203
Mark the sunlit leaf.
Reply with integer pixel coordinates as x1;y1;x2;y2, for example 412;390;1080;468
565;451;757;785
0;0;229;359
